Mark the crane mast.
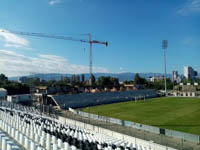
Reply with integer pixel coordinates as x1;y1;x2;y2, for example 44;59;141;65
0;30;108;81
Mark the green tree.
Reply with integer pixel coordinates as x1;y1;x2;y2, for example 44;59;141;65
26;77;40;87
70;75;81;85
0;74;8;82
96;76;119;86
81;74;85;83
89;74;96;86
76;75;80;84
71;74;76;85
47;80;57;86
146;78;173;90
0;74;30;95
63;77;70;84
134;73;146;84
2;82;29;95
182;77;193;84
112;77;119;86
123;80;133;84
195;78;200;84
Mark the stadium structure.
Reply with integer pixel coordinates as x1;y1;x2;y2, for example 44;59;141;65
0;100;177;150
47;89;157;109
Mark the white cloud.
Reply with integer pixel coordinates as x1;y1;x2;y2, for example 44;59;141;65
48;0;84;6
182;38;200;46
177;0;200;16
0;29;29;49
0;50;109;77
49;0;62;6
182;38;193;45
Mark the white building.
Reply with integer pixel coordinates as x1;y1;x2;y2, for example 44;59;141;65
172;71;178;82
0;88;7;100
18;76;28;83
149;76;165;82
7;94;32;103
184;66;198;80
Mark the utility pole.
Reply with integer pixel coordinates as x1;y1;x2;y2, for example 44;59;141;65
162;40;168;95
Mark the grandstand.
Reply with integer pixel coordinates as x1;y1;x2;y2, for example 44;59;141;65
0;100;176;150
48;90;157;109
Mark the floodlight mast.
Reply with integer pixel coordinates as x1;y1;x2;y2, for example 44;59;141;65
162;40;168;95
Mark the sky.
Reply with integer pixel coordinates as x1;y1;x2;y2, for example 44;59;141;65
0;0;199;77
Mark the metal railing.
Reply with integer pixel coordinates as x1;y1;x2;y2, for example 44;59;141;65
69;108;200;147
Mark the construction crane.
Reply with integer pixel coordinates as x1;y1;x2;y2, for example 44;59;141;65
0;29;108;80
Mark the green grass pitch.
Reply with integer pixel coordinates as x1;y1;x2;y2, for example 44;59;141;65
81;97;200;135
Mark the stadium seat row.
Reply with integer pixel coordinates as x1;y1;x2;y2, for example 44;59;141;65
0;103;177;150
0;107;140;150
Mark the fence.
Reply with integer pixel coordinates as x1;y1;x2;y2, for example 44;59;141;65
57;116;177;150
69;108;200;144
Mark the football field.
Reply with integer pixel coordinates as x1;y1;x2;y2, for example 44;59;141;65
81;97;200;135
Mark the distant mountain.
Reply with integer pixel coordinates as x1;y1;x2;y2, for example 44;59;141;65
9;72;171;82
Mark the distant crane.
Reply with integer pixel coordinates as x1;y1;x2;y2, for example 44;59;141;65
0;29;108;80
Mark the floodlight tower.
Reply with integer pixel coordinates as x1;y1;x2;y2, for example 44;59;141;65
162;40;168;95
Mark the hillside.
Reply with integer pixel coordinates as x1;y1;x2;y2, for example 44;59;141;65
8;72;171;82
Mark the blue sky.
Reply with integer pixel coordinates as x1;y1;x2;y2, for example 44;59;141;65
0;0;199;77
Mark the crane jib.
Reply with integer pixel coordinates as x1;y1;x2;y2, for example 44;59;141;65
0;29;108;81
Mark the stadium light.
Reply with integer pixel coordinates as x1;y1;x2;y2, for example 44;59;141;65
162;40;168;95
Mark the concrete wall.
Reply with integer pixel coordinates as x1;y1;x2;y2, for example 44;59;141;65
7;94;32;103
0;89;7;100
173;92;198;97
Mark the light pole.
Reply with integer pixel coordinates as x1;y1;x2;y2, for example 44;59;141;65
162;40;168;95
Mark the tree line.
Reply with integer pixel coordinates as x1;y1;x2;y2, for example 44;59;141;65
1;73;199;95
0;74;29;95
